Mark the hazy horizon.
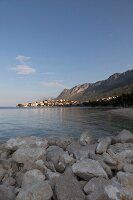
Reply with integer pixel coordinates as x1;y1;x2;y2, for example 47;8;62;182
0;0;133;106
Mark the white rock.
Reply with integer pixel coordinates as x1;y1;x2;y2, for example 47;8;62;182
72;159;108;180
22;169;45;188
13;146;46;164
96;137;112;154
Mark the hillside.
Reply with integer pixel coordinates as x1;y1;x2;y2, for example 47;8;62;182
57;69;133;101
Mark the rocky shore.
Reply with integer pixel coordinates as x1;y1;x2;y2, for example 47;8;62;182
0;130;133;200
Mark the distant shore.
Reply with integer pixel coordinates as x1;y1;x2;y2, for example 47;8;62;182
109;108;133;119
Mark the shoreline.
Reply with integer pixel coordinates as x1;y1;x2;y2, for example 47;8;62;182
0;130;133;199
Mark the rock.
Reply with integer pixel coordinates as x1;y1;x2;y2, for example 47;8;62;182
104;180;122;200
16;181;53;200
46;169;60;189
79;131;94;146
13;146;46;164
15;171;23;187
5;136;48;150
79;180;87;189
96;137;112;154
102;152;117;166
83;177;109;195
46;146;74;172
85;177;128;200
22;169;45;188
72;159;107;180
116;150;133;161
67;141;96;160
0;159;12;170
0;151;8;159
123;163;133;173
0;185;16;200
108;143;133;156
2;176;16;186
55;168;85;200
46;136;72;150
112;129;133;143
0;165;6;181
22;159;47;172
117;171;133;189
45;161;56;172
98;160;113;178
35;159;47;173
88;152;113;178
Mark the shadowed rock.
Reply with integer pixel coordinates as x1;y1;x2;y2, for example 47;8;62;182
55;168;85;200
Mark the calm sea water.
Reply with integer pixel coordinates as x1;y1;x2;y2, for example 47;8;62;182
0;107;133;142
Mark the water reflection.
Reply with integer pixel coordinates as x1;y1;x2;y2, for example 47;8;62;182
0;107;132;141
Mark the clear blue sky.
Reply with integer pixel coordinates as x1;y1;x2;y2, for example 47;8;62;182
0;0;133;106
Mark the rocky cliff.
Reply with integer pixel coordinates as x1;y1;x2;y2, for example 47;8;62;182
57;69;133;101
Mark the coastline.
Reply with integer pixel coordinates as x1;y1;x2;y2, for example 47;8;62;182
0;130;133;199
108;107;133;120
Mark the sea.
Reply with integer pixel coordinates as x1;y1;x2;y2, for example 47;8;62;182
0;107;133;142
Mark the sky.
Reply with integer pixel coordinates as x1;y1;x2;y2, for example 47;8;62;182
0;0;133;106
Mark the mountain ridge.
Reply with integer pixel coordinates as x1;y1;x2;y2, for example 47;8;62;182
56;69;133;101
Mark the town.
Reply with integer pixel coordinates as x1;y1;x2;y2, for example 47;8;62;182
17;99;80;107
17;96;120;108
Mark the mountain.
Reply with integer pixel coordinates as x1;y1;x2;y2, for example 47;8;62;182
57;69;133;102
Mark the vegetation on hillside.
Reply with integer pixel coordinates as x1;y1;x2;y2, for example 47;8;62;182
82;91;133;107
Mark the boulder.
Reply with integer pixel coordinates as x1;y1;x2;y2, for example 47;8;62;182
5;136;48;150
102;152;117;166
0;185;16;200
2;176;16;186
88;152;113;178
72;159;107;180
104;180;122;200
13;146;46;164
116;150;133;161
112;129;133;143
46;136;72;150
0;165;6;181
123;163;133;173
44;161;56;172
0;159;12;170
15;171;24;187
34;159;47;173
46;169;60;189
79;131;94;146
55;168;85;200
79;180;87;189
108;143;133;154
22;169;45;188
22;159;47;172
83;177;109;195
16;181;53;200
96;137;112;154
46;146;74;172
117;171;133;189
67;141;96;160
